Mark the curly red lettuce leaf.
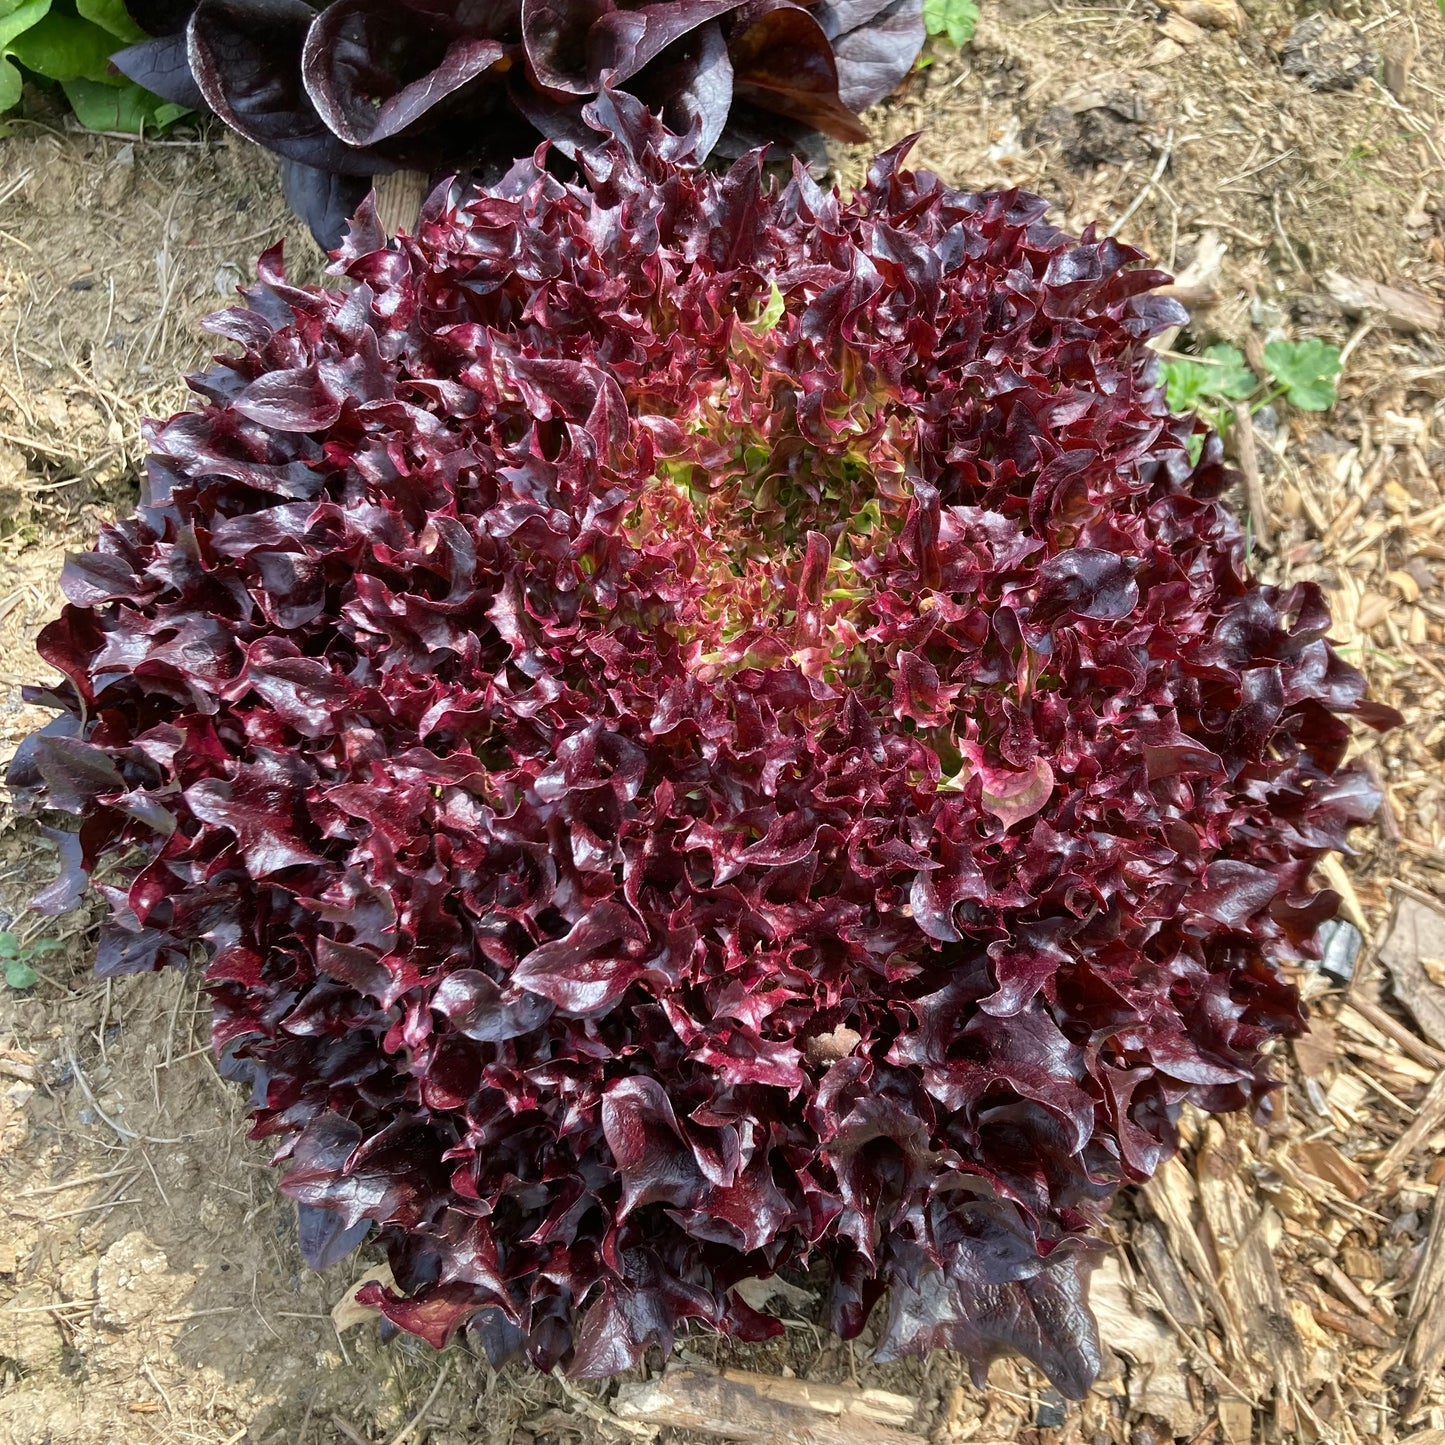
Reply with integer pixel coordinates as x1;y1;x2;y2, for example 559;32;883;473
10;116;1396;1394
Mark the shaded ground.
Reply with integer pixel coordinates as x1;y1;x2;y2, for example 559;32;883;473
3;2;1445;1441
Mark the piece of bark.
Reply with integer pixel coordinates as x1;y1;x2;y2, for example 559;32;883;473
1150;230;1225;353
1311;1304;1395;1350
1378;892;1445;1052
1163;0;1244;33
1382;49;1412;101
1293;1139;1369;1200
1339;999;1445;1071
1159;230;1225;306
331;1263;396;1332
1407;1185;1445;1393
1217;1398;1253;1445
1132;1218;1206;1330
1142;1156;1234;1340
1321;271;1443;333
1195;1123;1305;1394
1376;1069;1445;1184
612;1366;926;1445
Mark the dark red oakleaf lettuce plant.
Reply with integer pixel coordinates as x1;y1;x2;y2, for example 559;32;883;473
111;0;923;245
9;100;1395;1394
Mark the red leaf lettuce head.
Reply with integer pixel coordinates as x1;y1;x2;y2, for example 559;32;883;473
9;101;1396;1395
110;0;924;246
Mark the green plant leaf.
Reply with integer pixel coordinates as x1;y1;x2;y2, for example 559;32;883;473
1159;345;1257;415
750;281;785;335
7;11;116;81
0;932;17;959
922;0;978;46
1262;337;1341;411
61;74;182;131
1198;343;1256;400
1159;357;1209;414
0;55;19;111
5;958;39;989
0;0;50;50
75;0;143;41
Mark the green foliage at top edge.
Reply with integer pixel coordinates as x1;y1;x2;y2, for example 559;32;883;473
1;0;189;134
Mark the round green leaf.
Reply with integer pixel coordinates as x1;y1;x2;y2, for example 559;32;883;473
8;11;116;81
1262;337;1341;412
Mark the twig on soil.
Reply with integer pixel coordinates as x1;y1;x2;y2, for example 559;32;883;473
1270;192;1307;277
0;427;73;457
0;1300;96;1315
1231;402;1270;553
1106;128;1173;238
553;1369;659;1440
1338;319;1377;371
138;1147;172;1210
142;1363;176;1416
67;1043;190;1145
387;1361;451;1445
15;1167;134;1198
11;1194;142;1223
331;1415;376;1445
0;167;33;209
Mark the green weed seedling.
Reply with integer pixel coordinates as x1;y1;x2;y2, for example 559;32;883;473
1;929;61;990
923;0;978;47
1159;336;1343;463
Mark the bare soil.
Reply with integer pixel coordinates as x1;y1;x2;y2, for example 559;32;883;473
3;4;1445;1442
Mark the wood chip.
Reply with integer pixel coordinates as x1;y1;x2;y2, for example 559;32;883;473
1294;1140;1369;1200
373;171;430;238
1131;1218;1206;1330
1378;891;1445;1052
1320;272;1444;334
1375;1070;1445;1185
1196;1122;1305;1395
1312;1258;1384;1324
1406;1182;1445;1396
1293;1016;1337;1079
1090;1255;1196;1434
1319;853;1369;933
612;1366;925;1445
1311;1304;1394;1350
1339;999;1445;1070
1143;1155;1233;1333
